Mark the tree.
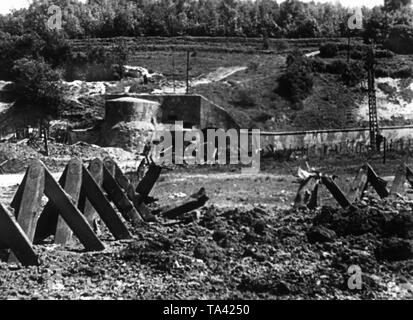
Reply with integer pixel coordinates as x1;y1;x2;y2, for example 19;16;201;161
0;0;411;39
113;7;135;36
217;0;239;36
293;18;320;38
12;58;64;114
384;0;412;12
40;31;72;67
278;53;313;104
363;7;390;43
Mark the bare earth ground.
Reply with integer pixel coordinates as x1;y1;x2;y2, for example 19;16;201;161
0;145;412;299
0;37;412;299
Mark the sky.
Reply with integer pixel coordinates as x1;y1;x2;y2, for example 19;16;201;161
0;0;387;15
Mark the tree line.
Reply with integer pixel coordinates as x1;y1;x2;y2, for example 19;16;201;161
0;0;411;39
0;0;411;115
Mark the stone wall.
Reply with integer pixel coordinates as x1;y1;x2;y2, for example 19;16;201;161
260;125;413;150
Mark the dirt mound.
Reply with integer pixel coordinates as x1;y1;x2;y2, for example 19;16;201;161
375;238;413;261
311;198;413;263
313;202;412;239
0;192;412;299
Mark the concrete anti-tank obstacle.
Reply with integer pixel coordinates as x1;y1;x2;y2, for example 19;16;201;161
35;158;133;245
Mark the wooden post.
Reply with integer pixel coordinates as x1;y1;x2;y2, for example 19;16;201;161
347;30;351;63
186;50;190;94
43;127;49;156
172;48;176;94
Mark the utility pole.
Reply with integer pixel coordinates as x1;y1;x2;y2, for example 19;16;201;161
172;49;176;94
366;46;379;152
186;50;190;94
347;30;351;63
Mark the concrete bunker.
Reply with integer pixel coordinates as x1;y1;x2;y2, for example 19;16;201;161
100;97;160;152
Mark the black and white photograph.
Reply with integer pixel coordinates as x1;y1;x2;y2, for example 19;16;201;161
0;0;412;304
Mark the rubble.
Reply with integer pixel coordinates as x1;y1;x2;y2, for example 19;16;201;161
0;154;412;299
376;238;413;261
306;226;336;243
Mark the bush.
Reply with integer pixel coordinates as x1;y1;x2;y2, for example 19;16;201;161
315;58;365;86
0;31;73;80
66;43;128;81
375;66;390;77
247;60;259;72
375;49;394;58
286;51;312;69
393;66;413;78
326;59;348;74
275;40;289;51
348;48;393;60
0;32;43;80
384;25;413;54
311;58;328;73
319;42;338;58
376;65;413;78
278;54;313;103
262;34;269;50
111;64;125;80
232;87;256;107
337;43;369;52
12;58;64;114
341;62;365;86
350;49;365;60
253;113;273;122
40;32;72;68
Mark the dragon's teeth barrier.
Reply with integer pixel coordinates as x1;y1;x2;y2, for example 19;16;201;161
0;157;209;266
